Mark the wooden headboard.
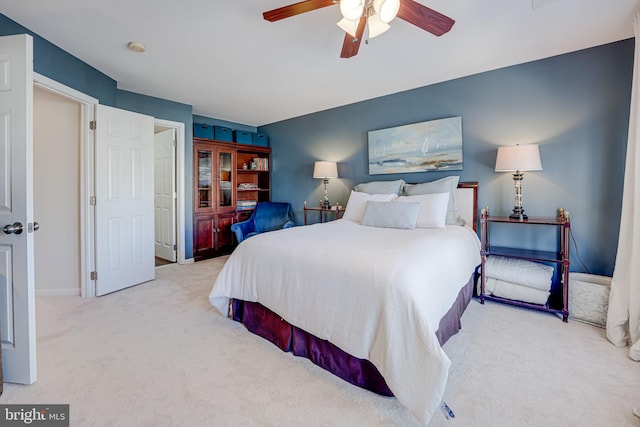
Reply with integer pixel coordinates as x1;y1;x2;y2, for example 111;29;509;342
456;182;478;232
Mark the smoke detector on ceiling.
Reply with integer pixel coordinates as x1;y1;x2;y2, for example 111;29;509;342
531;0;561;9
127;41;146;53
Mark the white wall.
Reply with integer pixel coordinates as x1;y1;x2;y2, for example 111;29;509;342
34;86;81;295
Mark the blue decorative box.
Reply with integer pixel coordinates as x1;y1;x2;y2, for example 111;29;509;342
252;132;269;147
214;126;233;142
194;123;214;139
234;130;253;145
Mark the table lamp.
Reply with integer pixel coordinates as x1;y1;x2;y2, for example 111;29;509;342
313;161;338;209
495;144;542;220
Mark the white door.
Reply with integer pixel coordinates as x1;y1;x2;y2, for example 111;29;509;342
0;34;37;384
95;104;155;296
154;129;176;262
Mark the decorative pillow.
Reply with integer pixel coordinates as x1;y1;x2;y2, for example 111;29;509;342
342;191;398;223
394;192;449;229
403;176;464;225
354;179;405;195
360;201;421;230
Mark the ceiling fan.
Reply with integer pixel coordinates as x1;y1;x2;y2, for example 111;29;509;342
263;0;455;59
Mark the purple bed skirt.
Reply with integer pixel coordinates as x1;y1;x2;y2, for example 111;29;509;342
231;274;475;396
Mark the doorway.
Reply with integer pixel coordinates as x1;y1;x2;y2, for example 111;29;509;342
33;86;83;296
153;119;186;267
32;74;189;296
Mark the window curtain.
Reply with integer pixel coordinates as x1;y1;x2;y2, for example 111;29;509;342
607;13;640;362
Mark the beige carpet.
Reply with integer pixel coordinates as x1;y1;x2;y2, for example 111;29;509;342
2;257;639;426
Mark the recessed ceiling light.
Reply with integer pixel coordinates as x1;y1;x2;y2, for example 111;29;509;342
127;41;146;53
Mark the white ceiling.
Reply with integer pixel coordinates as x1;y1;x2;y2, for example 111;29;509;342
1;0;638;126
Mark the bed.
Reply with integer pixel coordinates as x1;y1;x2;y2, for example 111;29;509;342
209;181;480;424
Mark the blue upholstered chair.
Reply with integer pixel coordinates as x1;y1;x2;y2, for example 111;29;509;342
231;202;295;244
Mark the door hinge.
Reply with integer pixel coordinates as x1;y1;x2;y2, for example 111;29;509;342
89;196;96;206
173;244;177;250
90;271;98;281
90;120;97;130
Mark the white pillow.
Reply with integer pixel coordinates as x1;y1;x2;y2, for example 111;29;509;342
360;201;421;230
354;179;405;195
403;176;464;225
342;191;398;222
395;192;449;229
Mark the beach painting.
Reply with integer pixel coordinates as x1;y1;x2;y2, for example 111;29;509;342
368;117;463;175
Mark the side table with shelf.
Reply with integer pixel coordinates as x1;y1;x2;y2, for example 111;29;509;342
303;202;343;225
480;209;571;322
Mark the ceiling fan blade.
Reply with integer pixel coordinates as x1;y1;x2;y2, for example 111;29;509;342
263;0;336;22
340;16;367;58
397;0;455;36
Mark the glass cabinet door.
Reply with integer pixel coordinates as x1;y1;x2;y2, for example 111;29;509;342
218;150;233;208
197;148;213;209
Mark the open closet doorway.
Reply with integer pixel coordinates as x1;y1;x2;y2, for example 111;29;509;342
33;73;189;297
33;85;83;296
154;125;177;266
153;119;186;267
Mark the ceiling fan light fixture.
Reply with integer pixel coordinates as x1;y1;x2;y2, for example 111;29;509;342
262;0;455;59
340;0;365;21
337;17;359;38
367;13;390;38
373;0;400;23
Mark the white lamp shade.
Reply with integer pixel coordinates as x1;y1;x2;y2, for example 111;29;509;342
495;144;543;172
367;13;391;38
313;161;338;179
337;17;359;37
373;0;400;23
340;0;364;21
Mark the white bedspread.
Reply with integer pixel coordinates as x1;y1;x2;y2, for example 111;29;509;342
209;219;481;424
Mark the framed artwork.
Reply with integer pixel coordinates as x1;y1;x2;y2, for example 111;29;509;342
367;116;463;175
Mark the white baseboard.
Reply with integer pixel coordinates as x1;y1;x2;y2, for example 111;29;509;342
180;258;195;265
36;288;81;297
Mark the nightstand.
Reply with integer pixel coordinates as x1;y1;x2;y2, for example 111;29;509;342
303;201;343;225
480;208;571;322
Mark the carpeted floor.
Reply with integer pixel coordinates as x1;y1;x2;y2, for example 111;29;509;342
155;257;174;267
2;257;638;426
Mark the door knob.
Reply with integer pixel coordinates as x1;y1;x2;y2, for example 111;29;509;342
33;222;40;232
3;222;23;235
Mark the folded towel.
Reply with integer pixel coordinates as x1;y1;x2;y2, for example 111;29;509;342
485;256;553;291
485;278;550;305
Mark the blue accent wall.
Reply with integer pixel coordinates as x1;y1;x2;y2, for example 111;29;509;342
0;14;117;105
260;40;634;277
